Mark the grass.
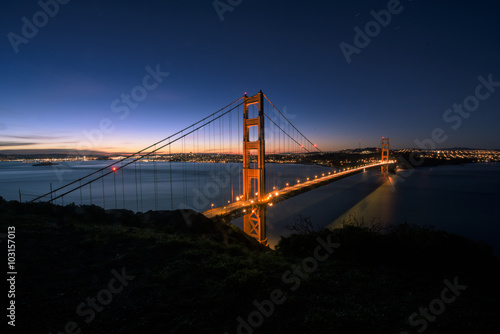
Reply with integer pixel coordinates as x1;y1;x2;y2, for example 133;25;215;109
1;197;499;333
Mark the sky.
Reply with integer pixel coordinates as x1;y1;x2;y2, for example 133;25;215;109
1;0;500;154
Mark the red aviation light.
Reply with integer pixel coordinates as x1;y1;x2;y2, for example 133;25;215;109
112;166;117;172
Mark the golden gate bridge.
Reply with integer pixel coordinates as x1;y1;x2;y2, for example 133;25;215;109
29;91;395;245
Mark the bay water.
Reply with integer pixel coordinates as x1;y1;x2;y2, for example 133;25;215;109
1;161;498;256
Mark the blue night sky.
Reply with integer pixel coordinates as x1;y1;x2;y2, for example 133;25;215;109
1;0;500;153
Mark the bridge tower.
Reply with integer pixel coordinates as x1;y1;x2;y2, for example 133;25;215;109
381;137;390;174
242;91;267;245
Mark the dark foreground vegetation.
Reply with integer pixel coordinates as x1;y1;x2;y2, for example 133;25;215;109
1;197;499;334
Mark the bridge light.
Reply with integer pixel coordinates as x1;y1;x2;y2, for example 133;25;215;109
286;183;289;186
307;177;309;181
300;145;304;148
243;209;246;213
275;192;278;196
269;203;273;206
112;166;117;172
314;144;317;147
236;196;240;201
297;180;300;183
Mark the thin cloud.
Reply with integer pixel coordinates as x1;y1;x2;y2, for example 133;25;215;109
0;141;36;147
3;135;68;140
0;148;106;155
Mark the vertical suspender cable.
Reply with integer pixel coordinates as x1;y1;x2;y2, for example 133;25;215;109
113;168;117;209
102;171;106;209
122;161;126;209
238;104;241;198
230;108;233;202
169;144;173;210
154;146;158;210
139;160;143;212
204;123;208;211
134;159;139;212
182;135;187;206
219;115;223;207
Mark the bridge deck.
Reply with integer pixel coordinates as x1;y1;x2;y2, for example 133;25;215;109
203;161;395;220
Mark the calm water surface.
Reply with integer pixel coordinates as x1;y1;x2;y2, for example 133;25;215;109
267;162;500;256
1;161;498;255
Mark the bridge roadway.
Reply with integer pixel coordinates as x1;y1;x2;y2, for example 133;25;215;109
203;161;395;220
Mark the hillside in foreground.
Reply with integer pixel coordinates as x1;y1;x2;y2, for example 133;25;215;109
1;197;499;334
